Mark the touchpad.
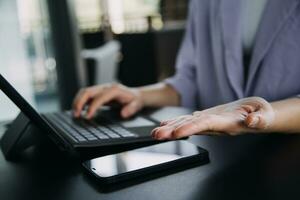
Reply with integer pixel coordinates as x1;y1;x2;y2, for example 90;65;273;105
120;117;156;128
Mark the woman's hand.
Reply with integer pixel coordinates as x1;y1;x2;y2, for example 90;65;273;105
72;82;181;120
72;83;144;119
151;97;275;140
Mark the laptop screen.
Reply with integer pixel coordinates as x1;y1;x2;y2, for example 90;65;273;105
0;73;50;131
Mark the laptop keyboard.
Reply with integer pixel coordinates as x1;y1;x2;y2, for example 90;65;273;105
46;112;137;143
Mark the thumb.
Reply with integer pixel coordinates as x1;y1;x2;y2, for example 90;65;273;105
245;111;270;129
120;101;141;118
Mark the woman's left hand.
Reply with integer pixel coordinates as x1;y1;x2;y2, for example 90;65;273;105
151;97;275;140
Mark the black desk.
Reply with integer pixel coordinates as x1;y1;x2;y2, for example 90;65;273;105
1;125;300;200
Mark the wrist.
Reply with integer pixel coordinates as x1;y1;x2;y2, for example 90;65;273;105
266;103;278;132
136;88;150;107
134;83;181;108
268;98;300;133
131;88;147;108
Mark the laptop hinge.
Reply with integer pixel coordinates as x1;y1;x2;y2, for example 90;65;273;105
0;112;43;160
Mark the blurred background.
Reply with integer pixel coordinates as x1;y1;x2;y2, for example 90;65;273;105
0;0;189;122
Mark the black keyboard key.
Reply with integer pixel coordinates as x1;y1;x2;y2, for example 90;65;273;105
107;125;136;137
105;132;120;138
118;130;136;137
50;112;139;142
87;137;98;141
75;136;85;141
94;133;109;139
46;114;79;142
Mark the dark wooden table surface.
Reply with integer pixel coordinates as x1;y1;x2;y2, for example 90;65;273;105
0;123;299;200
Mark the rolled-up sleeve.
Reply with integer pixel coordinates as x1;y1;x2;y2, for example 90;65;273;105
164;0;198;109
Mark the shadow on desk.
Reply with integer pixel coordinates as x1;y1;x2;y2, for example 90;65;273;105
3;138;209;193
190;134;300;200
1;133;300;200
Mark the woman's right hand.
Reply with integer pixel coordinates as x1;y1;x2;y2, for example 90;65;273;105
72;83;144;119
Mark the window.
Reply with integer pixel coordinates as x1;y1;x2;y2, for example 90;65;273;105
74;0;103;32
74;0;162;33
0;0;58;121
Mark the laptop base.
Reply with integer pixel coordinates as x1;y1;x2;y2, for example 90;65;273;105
0;112;162;161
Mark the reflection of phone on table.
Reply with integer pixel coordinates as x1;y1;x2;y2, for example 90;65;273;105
82;141;209;184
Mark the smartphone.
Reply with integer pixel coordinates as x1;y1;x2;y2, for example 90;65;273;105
82;141;209;184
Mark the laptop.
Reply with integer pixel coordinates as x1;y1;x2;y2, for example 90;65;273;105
0;74;187;157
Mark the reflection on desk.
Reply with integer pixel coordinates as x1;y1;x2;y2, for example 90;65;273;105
0;123;300;200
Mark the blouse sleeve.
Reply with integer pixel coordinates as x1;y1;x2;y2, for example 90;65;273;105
164;0;198;109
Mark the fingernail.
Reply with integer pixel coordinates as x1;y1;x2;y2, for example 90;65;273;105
123;112;129;118
154;133;161;140
85;113;92;119
151;132;156;138
121;110;128;118
151;130;157;138
249;116;259;128
157;137;164;141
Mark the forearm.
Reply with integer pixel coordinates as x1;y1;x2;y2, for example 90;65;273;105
136;83;180;107
269;98;300;133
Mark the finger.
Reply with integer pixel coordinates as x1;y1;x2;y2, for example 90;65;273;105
160;120;172;126
153;117;194;140
152;123;185;140
73;89;97;117
86;90;118;119
162;115;192;127
151;127;160;138
245;111;269;129
170;118;211;139
72;90;87;117
121;101;141;118
245;97;275;130
160;115;190;126
152;127;174;140
240;104;257;113
160;118;178;126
